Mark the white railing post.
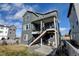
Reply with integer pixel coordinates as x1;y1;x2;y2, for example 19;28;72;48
54;17;57;48
40;21;43;46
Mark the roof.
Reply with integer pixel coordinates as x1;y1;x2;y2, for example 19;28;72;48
0;24;16;28
23;9;58;17
0;24;9;28
67;3;73;17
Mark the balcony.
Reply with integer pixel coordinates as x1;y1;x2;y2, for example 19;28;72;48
32;31;41;35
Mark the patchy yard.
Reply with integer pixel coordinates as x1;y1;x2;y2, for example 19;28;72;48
0;45;42;56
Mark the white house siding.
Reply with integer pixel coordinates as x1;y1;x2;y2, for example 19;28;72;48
0;27;9;40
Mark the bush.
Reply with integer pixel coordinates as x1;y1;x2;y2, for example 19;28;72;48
0;45;41;56
16;40;19;44
1;38;7;45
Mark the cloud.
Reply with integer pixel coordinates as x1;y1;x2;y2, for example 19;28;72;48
14;4;39;19
60;27;67;31
5;15;14;20
0;14;6;25
14;9;26;19
0;3;40;37
14;3;24;7
13;3;25;8
14;22;22;29
60;27;70;35
0;19;5;25
0;14;2;18
14;5;35;19
0;4;11;11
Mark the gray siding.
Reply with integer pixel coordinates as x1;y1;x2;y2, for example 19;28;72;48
21;10;60;48
69;4;79;43
21;12;38;44
7;25;16;40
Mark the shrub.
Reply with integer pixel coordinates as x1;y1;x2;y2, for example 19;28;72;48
0;45;41;56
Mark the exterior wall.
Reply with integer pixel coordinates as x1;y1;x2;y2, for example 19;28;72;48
74;4;79;21
69;4;79;44
56;17;60;47
7;25;16;40
31;12;57;22
21;12;37;44
22;11;60;48
0;26;9;40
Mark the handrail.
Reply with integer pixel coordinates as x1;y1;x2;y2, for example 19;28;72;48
29;28;55;46
28;37;35;45
65;41;79;55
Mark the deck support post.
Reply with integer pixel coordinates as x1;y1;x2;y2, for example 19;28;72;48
40;21;43;46
54;16;57;48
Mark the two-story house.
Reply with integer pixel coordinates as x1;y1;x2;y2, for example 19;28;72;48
21;10;60;48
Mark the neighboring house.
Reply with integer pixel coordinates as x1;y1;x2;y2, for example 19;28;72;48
67;3;79;45
0;24;16;40
21;10;60;48
15;37;20;43
0;25;9;40
62;35;71;40
7;25;16;40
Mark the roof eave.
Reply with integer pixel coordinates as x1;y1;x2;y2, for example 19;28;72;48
67;3;73;17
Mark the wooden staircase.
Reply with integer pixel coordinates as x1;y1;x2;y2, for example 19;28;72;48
29;28;55;46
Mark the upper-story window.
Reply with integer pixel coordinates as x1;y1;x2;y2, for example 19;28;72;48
13;29;15;31
27;15;30;20
26;24;30;30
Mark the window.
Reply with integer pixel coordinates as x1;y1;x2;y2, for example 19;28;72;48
27;15;30;20
7;37;9;40
23;34;28;41
73;25;74;29
0;31;3;33
76;20;78;25
10;32;11;34
26;24;30;30
13;29;15;31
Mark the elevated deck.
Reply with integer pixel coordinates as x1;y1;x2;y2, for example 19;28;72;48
29;28;56;46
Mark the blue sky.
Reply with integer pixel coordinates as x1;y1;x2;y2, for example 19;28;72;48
0;3;70;37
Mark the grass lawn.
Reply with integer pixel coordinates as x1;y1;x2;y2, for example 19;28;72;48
0;44;42;56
